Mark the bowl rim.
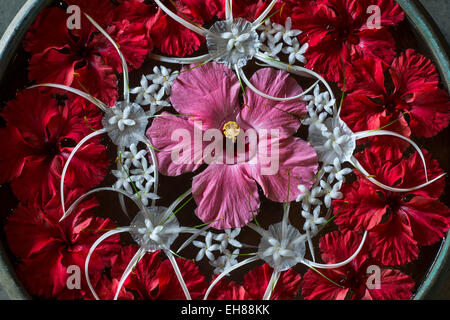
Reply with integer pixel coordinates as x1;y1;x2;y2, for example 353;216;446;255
0;0;448;300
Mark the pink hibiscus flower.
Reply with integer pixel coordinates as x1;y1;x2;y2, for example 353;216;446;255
147;62;318;229
4;191;121;299
0;89;109;205
302;231;415;300
333;145;450;266
342;50;450;140
208;264;302;300
292;0;404;82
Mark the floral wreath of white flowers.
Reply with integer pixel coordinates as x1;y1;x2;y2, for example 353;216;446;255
28;0;446;300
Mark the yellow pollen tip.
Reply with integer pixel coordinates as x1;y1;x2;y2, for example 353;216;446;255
223;121;240;142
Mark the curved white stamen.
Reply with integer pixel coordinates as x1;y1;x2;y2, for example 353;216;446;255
28;84;107;112
176;225;210;253
225;0;233;21
142;137;160;206
60;129;106;217
281;202;291;241
85;227;131;300
204;256;259;300
164;188;193;222
116;146;130;219
351;156;446;193
247;222;270;238
306;230;316;262
154;0;209;37
114;247;146;300
166;250;192;300
84;14;130;103
262;268;280;300
149;53;213;64
353;130;429;182
301;231;368;269
237;66;319;101
252;0;278;28
61;187;144;222
255;53;338;114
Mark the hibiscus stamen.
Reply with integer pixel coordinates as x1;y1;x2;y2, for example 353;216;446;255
223;121;241;142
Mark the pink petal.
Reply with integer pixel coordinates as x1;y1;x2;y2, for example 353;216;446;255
147;113;206;176
238;68;307;137
192;164;260;229
249;136;318;202
170;62;241;130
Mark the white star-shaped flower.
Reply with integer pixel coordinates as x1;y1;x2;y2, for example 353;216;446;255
131;157;155;184
130;75;160;106
324;157;353;183
193;232;220;261
302;106;328;130
302;205;327;235
132;181;158;207
214;228;242;253
147;66;178;95
121;143;147;168
257;19;277;43
270;17;302;46
148;87;171;115
303;85;336;114
261;41;283;59
210;249;240;275
112;168;133;193
108;104;136;132
282;38;308;65
320;180;344;208
296;184;323;210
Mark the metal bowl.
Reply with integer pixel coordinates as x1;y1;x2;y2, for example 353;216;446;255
0;0;448;300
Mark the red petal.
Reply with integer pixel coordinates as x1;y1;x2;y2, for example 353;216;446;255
156;258;207;300
92;20;151;73
363;269;414;300
150;10;204;57
243;264;301;300
390;49;440;94
111;246;161;300
301;268;350;300
400;197;450;246
368;212;419;266
207;277;251;300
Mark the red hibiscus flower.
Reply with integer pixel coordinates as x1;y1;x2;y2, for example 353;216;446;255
4;192;121;299
90;19;152;74
0;89;109;205
208;264;301;300
24;1;152;105
302;231;415;300
102;245;207;300
116;0;219;57
292;0;404;82
342;50;450;140
24;5;117;106
333;145;450;266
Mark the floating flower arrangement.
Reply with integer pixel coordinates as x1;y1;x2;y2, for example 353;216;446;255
0;0;449;300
